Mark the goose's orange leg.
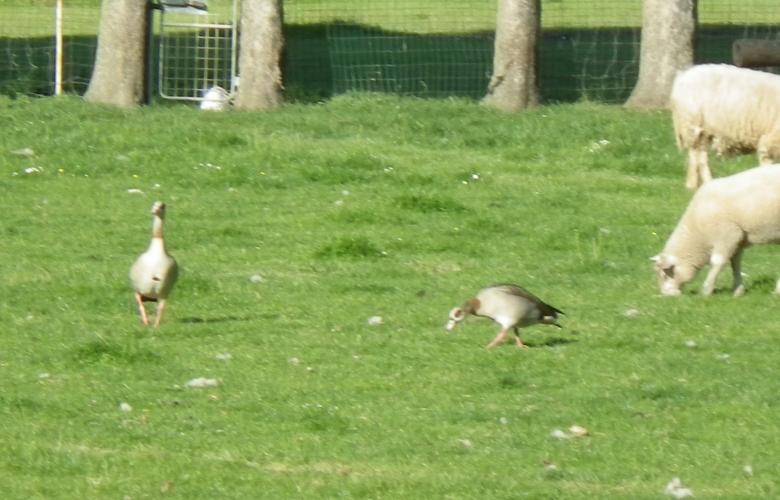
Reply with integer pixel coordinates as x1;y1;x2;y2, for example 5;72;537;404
134;292;150;326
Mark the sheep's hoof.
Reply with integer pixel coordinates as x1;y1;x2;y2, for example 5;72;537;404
732;285;745;297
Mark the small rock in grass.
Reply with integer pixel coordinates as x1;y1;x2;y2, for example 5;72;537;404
127;188;144;194
716;353;731;363
119;402;133;412
550;429;569;439
457;438;473;449
367;316;383;326
249;273;264;284
24;166;42;175
215;352;232;362
551;425;589;439
743;464;753;477
568;425;589;437
664;477;694;498
499;417;509;425
11;147;34;157
624;308;640;318
185;377;219;388
288;357;300;366
684;340;697;348
542;461;563;478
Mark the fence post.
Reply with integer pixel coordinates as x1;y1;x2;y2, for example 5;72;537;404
55;0;63;95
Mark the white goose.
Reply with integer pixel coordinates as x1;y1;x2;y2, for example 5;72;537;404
130;201;179;327
446;283;564;349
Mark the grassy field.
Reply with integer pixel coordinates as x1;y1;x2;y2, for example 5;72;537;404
2;94;780;498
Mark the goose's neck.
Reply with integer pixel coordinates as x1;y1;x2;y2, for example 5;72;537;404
149;216;166;251
151;215;164;239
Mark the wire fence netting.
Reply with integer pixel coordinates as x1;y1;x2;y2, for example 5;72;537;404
1;0;779;103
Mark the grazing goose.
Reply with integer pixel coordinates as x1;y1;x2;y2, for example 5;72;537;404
446;283;564;349
130;201;179;327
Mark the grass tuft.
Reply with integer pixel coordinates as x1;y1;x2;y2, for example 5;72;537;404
315;236;385;259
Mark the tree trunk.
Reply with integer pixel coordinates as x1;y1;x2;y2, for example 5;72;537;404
85;0;147;108
625;0;696;109
733;39;780;67
483;0;540;112
234;0;284;110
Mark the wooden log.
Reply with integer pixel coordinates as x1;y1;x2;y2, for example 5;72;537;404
733;39;780;67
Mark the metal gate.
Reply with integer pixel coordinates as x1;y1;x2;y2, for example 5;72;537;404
155;0;239;104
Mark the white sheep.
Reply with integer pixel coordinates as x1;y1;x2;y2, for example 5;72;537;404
670;64;780;190
651;164;780;296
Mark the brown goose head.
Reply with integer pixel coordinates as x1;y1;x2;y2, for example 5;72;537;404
445;298;480;332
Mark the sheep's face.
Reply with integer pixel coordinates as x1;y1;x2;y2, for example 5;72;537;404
651;254;695;296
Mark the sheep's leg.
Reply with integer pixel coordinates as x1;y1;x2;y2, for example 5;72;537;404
486;328;509;349
685;148;700;190
702;253;729;296
757;132;780;166
134;292;150;326
731;249;746;297
697;148;712;185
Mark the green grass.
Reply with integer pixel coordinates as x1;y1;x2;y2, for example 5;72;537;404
1;94;779;498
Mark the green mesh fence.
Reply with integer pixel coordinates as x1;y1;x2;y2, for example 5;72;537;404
698;0;780;66
0;0;100;96
2;1;780;103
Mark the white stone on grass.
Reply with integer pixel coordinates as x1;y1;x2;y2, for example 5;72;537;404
568;425;589;437
624;308;640;318
11;147;34;157
457;438;473;448
185;377;219;388
551;425;589;439
550;429;569;439
664;477;694;498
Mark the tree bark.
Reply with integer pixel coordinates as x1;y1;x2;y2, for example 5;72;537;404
85;0;147;108
625;0;696;109
733;39;780;67
234;0;284;110
483;0;540;112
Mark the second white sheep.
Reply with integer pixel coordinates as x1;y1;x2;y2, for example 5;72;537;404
670;64;780;190
652;164;780;296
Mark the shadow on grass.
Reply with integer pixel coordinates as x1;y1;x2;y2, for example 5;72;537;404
178;315;257;324
526;336;577;348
